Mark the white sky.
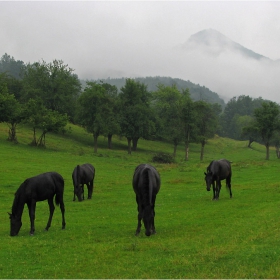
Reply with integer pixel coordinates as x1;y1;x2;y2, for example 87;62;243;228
1;1;280;103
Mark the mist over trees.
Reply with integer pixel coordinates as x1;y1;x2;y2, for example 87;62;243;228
1;53;280;160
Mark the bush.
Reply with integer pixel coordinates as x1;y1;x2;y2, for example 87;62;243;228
152;152;174;163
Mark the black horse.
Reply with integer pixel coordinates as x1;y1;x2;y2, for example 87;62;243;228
9;172;66;236
204;159;232;200
72;163;95;201
132;164;161;236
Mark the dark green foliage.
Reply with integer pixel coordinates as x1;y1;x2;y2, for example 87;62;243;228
0;53;26;79
85;76;225;108
152;152;174;163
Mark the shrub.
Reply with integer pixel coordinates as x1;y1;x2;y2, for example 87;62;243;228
152;152;174;163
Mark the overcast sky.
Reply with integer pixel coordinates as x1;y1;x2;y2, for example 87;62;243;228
1;1;280;103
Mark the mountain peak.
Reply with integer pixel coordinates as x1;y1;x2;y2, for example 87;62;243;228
182;29;270;61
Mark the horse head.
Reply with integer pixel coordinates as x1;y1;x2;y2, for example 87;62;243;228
74;186;83;202
204;172;213;191
8;213;22;236
143;205;155;236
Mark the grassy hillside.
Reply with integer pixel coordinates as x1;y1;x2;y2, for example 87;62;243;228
0;122;280;278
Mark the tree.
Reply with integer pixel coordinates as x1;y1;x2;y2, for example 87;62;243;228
244;101;280;160
0;74;23;142
119;79;154;154
153;84;183;158
99;81;120;149
180;89;196;160
0;53;26;79
193;101;219;161
76;82;116;153
22;59;81;121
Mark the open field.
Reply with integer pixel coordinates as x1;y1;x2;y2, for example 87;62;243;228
0;122;280;278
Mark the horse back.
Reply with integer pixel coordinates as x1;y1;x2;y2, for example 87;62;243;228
24;172;64;202
133;164;160;200
214;159;231;180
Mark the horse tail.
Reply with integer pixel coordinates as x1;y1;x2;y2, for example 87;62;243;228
52;173;65;206
147;168;154;205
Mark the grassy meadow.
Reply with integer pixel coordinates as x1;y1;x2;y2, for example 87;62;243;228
0;122;280;278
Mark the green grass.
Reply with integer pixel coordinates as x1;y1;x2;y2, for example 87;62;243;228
1;123;280;278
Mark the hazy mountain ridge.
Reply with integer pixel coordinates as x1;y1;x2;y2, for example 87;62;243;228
82;76;225;108
180;28;272;61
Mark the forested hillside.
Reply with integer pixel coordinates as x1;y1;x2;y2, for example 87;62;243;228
81;76;225;108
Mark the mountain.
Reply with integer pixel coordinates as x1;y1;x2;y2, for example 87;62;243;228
180;28;270;61
82;76;225;108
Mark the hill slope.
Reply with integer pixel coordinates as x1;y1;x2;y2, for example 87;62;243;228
81;76;225;108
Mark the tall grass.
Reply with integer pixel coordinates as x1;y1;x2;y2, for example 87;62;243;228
0;123;280;278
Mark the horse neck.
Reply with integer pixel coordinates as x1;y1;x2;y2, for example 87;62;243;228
12;186;26;219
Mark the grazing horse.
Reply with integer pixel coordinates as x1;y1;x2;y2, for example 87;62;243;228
204;159;232;200
72;163;95;201
9;172;66;236
132;164;161;236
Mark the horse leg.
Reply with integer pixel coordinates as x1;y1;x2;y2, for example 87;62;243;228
73;190;76;201
45;198;55;231
227;177;232;198
27;201;36;235
81;184;85;200
87;180;93;199
135;196;142;236
212;182;216;200
151;197;156;234
216;179;221;200
59;200;66;230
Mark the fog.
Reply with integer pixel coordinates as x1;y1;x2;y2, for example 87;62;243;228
1;1;280;104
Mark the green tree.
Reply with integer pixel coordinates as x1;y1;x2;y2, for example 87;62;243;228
77;82;116;153
22;59;81;121
153;84;183;158
193;101;219;161
244;102;280;160
0;53;26;79
0;73;23;142
180;88;196;160
99;81;121;149
119;79;154;154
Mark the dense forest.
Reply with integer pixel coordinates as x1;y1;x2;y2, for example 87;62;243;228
1;53;280;160
81;76;225;108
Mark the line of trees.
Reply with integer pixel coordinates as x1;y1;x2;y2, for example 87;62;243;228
1;53;280;160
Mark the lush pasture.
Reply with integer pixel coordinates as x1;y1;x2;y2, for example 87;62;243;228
0;123;280;278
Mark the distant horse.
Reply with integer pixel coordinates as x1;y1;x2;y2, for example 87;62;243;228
72;163;95;201
204;159;232;200
133;164;161;236
9;172;66;236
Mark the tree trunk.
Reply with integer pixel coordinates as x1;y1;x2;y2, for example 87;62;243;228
108;134;112;149
173;143;177;158
185;131;190;161
30;127;37;146
265;142;270;160
248;137;254;148
8;123;18;143
93;133;98;153
275;146;280;159
132;137;139;151
127;137;132;154
200;139;205;161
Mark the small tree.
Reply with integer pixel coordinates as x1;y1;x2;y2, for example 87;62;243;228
119;79;154;154
244;101;280;160
193;101;219;161
153;84;183;158
0;75;23;142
